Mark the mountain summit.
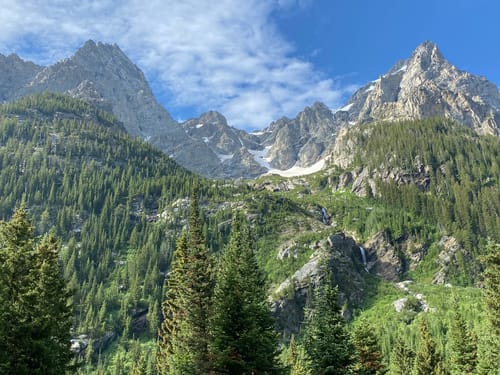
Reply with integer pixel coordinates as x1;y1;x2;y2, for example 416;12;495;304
339;41;500;135
0;40;499;178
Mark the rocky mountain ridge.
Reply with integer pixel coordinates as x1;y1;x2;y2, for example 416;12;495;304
1;40;499;178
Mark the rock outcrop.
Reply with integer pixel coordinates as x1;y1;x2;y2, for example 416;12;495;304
270;232;368;337
338;41;500;136
1;40;499;178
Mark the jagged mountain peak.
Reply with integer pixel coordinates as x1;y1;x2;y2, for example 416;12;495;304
72;40;131;67
409;40;446;69
192;110;229;127
339;40;500;135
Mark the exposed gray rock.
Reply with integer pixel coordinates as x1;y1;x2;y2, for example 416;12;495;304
338;41;500;136
364;231;403;281
432;236;474;284
270;232;368;337
260;102;339;170
0;53;41;101
2;40;499;179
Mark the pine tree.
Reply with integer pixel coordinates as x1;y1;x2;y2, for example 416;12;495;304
0;207;74;374
182;189;214;373
476;241;500;375
413;318;442;375
302;281;354;375
157;190;214;375
448;302;477;374
286;335;311;375
209;217;279;374
389;337;415;375
351;318;384;374
157;232;189;374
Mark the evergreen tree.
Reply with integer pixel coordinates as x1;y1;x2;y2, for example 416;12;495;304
302;281;354;375
448;302;477;374
183;189;215;373
0;207;74;374
351;318;384;374
481;241;500;335
157;191;214;375
209;217;279;374
476;241;500;375
157;232;189;374
413;318;442;375
285;335;311;375
389;337;415;375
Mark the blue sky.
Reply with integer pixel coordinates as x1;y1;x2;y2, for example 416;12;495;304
0;0;498;130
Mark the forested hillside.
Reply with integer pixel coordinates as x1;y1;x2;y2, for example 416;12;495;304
0;94;499;373
0;93;244;372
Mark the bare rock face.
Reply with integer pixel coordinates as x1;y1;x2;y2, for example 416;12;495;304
270;232;368;337
339;41;500;135
0;53;42;102
2;40;499;179
260;102;339;170
364;231;403;281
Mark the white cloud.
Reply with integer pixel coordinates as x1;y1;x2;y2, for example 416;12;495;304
0;0;349;130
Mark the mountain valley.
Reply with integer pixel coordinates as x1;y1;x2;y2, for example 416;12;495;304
0;40;499;374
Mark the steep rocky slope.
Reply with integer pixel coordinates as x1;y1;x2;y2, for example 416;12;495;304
339;41;500;135
1;40;499;178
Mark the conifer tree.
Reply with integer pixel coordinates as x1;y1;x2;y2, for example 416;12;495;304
209;217;279;374
448;301;477;374
157;190;214;375
0;207;74;374
413;318;442;375
389;337;415;375
183;189;214;373
286;335;311;375
302;281;354;375
476;241;500;375
351;318;384;374
157;232;189;374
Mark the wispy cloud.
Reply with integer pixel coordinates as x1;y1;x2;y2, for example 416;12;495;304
0;0;351;130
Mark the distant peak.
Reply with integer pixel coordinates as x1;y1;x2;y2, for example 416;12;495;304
409;41;446;69
76;40;123;55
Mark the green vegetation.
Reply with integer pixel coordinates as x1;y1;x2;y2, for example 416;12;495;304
0;207;74;374
302;282;354;374
1;95;499;374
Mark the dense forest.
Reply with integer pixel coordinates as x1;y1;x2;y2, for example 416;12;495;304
0;94;499;374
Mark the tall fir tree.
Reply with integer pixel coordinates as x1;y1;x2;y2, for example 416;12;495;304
302;280;354;375
413;318;442;375
448;300;477;374
476;241;500;375
0;207;74;374
157;232;189;374
389;337;415;375
209;217;279;374
285;335;311;375
157;190;214;375
351;318;384;375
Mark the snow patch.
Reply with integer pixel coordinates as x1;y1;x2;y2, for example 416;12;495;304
195;123;204;129
337;103;353;112
202;137;210;143
216;153;234;162
249;146;272;169
250;130;272;136
265;157;327;178
391;65;407;75
364;85;375;93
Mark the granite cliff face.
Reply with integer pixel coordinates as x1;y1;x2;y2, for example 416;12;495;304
338;41;500;135
1;40;499;178
0;41;221;176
